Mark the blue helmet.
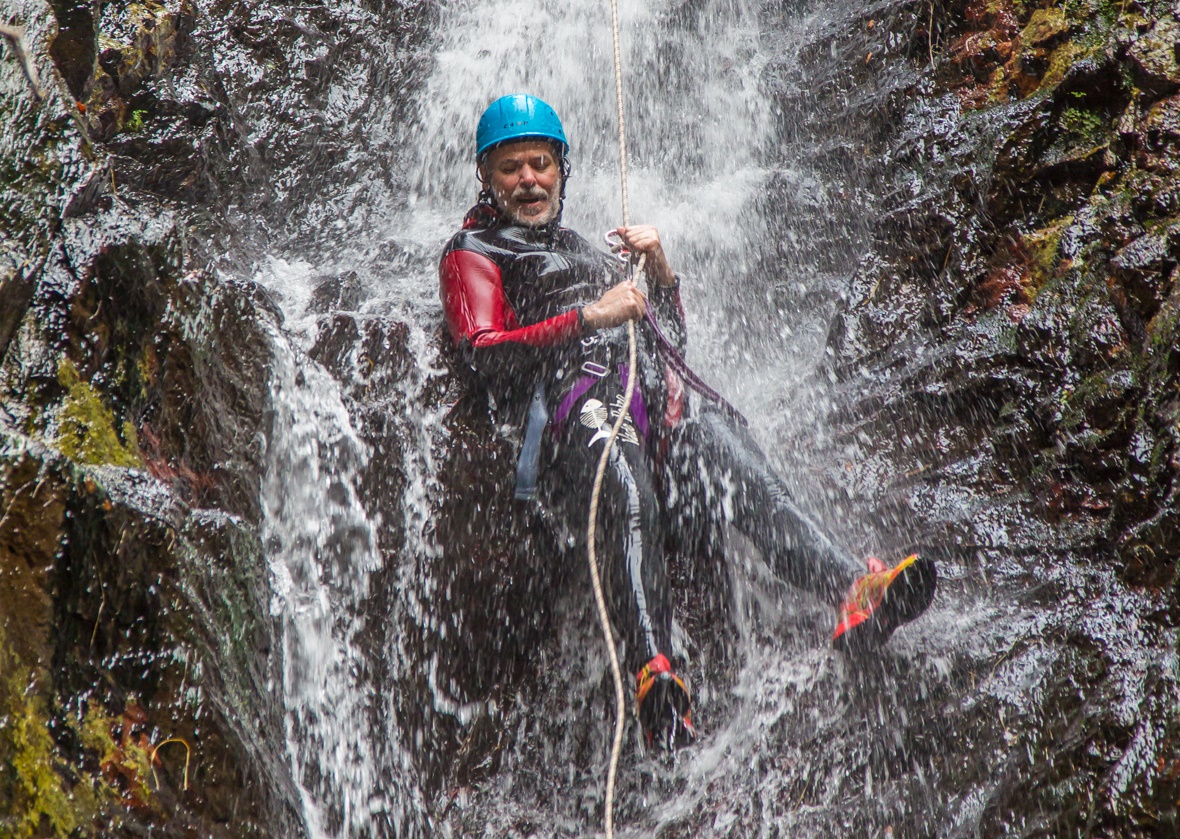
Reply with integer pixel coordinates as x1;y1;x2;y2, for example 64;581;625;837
476;94;569;159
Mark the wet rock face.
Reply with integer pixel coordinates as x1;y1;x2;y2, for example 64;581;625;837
6;0;439;830
1;0;312;834
0;224;292;825
0;436;298;837
794;0;1180;834
826;0;1180;570
47;0;98;102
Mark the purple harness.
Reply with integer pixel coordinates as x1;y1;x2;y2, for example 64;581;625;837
553;363;651;437
551;311;745;435
644;310;746;426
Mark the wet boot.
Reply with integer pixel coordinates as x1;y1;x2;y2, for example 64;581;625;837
832;554;937;654
635;653;696;749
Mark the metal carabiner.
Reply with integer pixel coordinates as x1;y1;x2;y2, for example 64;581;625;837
603;229;631;264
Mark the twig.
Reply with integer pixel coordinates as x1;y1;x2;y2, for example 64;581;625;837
928;1;936;70
0;23;45;100
0;483;28;533
89;582;105;649
149;738;191;791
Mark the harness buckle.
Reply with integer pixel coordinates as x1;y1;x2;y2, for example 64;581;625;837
581;361;609;378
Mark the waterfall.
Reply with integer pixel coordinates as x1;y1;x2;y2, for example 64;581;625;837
254;0;875;835
260;315;401;837
257;258;437;836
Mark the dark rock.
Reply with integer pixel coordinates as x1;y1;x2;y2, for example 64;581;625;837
0;263;38;365
0;434;302;836
309;313;411;403
1126;16;1180;97
47;0;98;102
98;47;123;78
308;270;363;314
1110;224;1180;323
62;162;112;219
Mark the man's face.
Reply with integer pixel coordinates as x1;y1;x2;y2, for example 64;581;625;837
480;140;562;227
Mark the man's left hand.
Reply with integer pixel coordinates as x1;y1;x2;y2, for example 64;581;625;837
616;225;677;287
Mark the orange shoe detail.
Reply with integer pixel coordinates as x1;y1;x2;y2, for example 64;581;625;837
832;554;935;652
635;654;696;749
635;653;672;709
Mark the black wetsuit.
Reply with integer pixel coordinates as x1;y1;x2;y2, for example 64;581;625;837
440;205;861;676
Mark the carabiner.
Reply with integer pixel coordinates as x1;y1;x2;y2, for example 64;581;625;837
603;229;631;264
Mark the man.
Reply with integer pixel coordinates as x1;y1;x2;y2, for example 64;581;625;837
438;94;936;747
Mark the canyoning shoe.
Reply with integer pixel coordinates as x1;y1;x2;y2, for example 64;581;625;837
635;653;696;750
832;554;936;653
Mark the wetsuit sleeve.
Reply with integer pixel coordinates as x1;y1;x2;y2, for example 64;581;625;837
649;277;687;352
440;249;584;369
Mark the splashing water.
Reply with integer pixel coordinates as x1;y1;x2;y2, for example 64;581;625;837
260;319;396;837
254;0;881;835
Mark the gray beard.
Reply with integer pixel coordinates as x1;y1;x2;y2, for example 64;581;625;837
489;175;563;227
508;194;562;228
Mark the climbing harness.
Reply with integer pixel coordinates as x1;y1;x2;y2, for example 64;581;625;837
586;1;639;837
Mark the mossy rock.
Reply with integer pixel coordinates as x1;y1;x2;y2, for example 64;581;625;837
53;359;143;468
1021;7;1073;49
0;624;113;839
1;432;299;836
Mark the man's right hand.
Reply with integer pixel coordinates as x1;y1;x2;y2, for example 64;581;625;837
582;281;647;330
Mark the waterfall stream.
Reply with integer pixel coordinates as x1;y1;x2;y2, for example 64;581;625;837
254;0;898;835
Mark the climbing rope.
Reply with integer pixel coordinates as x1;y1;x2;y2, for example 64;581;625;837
586;0;639;836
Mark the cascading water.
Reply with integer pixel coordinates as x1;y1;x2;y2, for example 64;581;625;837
259;307;412;837
254;0;898;835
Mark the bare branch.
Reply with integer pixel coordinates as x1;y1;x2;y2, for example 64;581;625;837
0;23;45;100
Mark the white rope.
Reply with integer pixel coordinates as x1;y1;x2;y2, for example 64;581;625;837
609;0;632;226
586;0;639;836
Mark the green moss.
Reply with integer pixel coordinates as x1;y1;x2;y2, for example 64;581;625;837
74;702;157;815
1041;40;1092;89
1060;107;1103;139
135;341;158;397
0;624;125;838
54;360;143;468
1;637;77;838
1059;367;1134;433
1022;7;1071;48
124;110;147;133
1024;216;1073;294
78;706;118;767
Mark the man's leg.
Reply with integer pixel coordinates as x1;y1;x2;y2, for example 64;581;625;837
544;428;693;744
544;434;671;671
663;408;936;649
664;409;862;603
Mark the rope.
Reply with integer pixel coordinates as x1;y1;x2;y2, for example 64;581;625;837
609;0;632;225
586;0;638;836
585;292;637;839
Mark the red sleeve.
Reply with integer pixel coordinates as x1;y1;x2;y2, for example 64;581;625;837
440;249;582;348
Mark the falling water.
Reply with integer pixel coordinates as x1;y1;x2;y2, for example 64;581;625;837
254;0;887;835
259;313;401;837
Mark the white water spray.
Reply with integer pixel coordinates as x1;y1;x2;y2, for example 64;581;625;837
254;0;859;835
